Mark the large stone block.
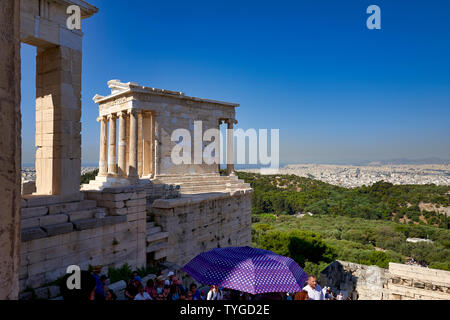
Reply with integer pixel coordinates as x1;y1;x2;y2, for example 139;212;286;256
102;215;127;226
21;217;40;229
97;200;125;209
108;207;127;216
68;210;94;222
40;214;68;226
125;198;146;207
21;206;49;219
42;222;73;236
73;218;101;231
22;227;48;242
48;202;79;214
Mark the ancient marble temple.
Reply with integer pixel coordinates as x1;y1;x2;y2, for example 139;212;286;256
83;79;242;191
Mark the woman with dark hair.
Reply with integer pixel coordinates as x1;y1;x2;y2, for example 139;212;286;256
105;289;117;301
168;284;180;300
145;279;156;299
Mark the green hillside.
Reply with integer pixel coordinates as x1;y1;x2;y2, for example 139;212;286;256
237;172;450;276
238;172;450;228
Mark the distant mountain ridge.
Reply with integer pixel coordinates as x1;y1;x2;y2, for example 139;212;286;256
361;157;450;166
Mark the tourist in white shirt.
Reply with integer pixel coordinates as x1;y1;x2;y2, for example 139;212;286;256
207;285;223;300
134;284;152;300
302;275;324;300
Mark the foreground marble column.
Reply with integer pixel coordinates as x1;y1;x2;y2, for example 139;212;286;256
107;114;117;175
117;112;127;177
142;112;153;177
0;0;21;300
98;116;108;176
128;109;139;178
226;119;236;176
137;112;143;177
153;112;160;177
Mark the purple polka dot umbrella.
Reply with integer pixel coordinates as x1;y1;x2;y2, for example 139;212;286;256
181;246;308;294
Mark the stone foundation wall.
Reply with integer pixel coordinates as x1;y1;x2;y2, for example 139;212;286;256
19;187;147;293
320;261;450;300
150;190;252;266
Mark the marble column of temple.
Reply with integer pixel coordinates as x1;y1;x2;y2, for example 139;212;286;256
95;108;157;183
118;111;127;177
141;111;154;177
128;109;139;179
226;118;237;176
98;116;108;176
107;114;117;176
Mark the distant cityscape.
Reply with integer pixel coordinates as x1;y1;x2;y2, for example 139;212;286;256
21;167;97;182
244;164;450;188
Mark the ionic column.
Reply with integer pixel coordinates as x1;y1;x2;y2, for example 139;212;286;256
128;109;139;178
218;119;224;174
117;111;127;177
153;113;160;177
137;111;143;177
98;116;108;176
226;119;236;176
107;114;117;175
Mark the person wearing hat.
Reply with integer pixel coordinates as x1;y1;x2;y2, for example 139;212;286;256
92;265;105;300
167;271;175;285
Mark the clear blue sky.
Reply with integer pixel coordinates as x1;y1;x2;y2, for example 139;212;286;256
21;0;450;165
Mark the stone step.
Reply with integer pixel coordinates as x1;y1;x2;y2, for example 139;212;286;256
147;226;161;235
146;231;169;243
175;180;243;187
154;175;232;183
182;188;252;195
180;184;250;193
146;221;155;229
157;176;237;182
146;239;168;253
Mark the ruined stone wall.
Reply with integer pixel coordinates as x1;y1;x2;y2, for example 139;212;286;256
19;188;147;293
320;261;389;300
0;0;22;300
387;263;450;300
320;261;450;300
150;191;253;266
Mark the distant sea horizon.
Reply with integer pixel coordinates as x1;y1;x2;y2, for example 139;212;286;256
21;157;450;169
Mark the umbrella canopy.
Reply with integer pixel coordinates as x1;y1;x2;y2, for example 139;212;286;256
181;246;308;294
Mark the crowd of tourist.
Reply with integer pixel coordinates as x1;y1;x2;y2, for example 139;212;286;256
61;265;353;301
406;258;428;268
87;266;353;301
